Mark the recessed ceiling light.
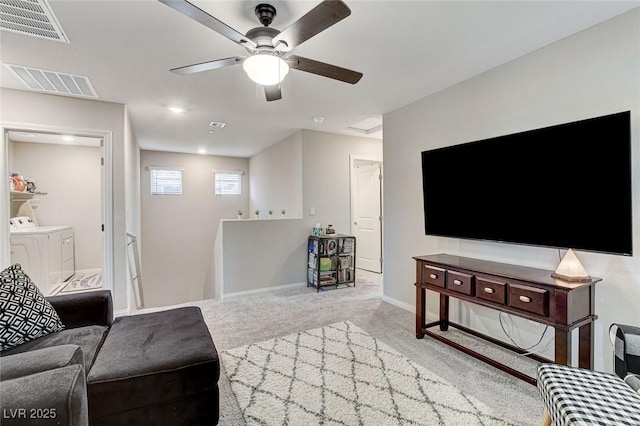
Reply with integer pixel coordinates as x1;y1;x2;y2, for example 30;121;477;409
62;136;74;142
313;116;325;124
198;148;207;154
169;106;185;113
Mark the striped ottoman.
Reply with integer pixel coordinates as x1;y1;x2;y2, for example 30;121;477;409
537;363;640;425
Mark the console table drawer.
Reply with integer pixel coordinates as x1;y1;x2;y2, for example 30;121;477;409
476;277;506;305
446;271;474;296
421;264;445;288
508;284;549;317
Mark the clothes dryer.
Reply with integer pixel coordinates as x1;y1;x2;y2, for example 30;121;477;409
10;216;75;295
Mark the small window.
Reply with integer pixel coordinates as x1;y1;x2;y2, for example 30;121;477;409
150;168;182;195
214;171;242;196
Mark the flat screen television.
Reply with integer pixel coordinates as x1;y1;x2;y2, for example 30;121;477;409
421;111;632;256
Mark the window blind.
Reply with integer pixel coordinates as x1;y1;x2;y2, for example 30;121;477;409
214;171;242;196
150;168;182;195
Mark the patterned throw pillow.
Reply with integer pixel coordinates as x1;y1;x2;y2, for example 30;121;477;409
0;264;64;351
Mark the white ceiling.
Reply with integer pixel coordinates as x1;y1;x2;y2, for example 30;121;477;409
1;0;638;157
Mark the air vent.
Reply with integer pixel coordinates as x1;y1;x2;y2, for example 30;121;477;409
6;64;98;98
209;121;227;128
0;0;69;42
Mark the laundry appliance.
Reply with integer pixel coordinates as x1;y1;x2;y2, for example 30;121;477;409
10;216;75;295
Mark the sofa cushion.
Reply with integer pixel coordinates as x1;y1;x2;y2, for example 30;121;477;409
0;325;109;371
87;307;219;423
0;264;64;351
1;364;88;426
1;344;84;381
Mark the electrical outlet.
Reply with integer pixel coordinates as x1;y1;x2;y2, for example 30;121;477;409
309;207;315;216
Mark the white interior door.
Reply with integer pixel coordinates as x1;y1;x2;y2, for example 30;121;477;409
353;162;382;273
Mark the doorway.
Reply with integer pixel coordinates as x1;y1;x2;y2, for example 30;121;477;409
350;156;383;273
1;124;113;295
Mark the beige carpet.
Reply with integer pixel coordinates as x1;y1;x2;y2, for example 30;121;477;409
137;270;542;425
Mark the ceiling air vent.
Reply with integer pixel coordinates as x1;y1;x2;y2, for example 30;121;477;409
6;64;98;98
0;0;69;42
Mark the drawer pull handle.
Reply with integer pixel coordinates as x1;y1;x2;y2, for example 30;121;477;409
429;273;438;279
483;287;495;294
453;279;463;286
519;296;532;303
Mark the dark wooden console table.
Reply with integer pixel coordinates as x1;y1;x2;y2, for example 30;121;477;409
414;254;601;385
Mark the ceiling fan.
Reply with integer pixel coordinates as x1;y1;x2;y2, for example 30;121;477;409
158;0;363;101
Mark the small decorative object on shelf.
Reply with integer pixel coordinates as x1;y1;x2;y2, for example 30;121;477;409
268;209;273;218
325;224;335;234
281;209;286;217
312;223;322;236
307;234;356;292
254;209;260;219
237;209;244;219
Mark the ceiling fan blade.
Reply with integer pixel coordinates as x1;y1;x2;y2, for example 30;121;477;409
272;0;351;51
288;55;362;84
264;84;282;102
170;56;246;75
158;0;256;49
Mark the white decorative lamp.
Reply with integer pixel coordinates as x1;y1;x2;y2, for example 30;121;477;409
551;249;591;282
243;54;289;86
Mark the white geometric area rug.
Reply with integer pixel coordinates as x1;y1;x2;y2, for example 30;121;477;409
221;321;515;425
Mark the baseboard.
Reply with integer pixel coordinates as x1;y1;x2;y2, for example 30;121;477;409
381;295;438;322
114;308;130;318
222;281;307;300
74;268;102;275
381;295;415;313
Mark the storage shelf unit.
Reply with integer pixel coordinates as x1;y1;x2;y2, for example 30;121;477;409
307;235;356;292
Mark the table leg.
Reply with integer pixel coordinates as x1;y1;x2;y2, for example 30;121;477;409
555;328;571;365
440;294;449;331
416;286;425;338
578;322;594;369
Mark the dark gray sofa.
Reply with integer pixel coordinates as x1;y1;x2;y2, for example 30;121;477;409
0;290;220;425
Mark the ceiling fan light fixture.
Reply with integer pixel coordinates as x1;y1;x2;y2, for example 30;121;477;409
243;54;289;86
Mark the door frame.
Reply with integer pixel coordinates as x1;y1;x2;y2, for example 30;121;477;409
349;154;383;272
1;121;114;294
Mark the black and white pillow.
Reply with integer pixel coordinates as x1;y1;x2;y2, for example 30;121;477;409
0;264;64;351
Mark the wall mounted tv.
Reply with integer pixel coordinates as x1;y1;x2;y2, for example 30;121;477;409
421;111;632;256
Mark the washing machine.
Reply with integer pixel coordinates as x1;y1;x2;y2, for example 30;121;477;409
10;216;75;295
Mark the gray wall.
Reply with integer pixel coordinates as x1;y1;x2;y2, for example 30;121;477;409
214;129;382;295
382;9;640;371
1;88;137;312
220;219;309;296
302;130;383;235
10;140;102;271
249;131;303;219
140;150;249;308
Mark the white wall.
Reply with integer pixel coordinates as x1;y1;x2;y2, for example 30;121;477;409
302;130;383;234
10;140;102;270
1;88;134;312
140;150;249;308
249;131;303;218
383;9;640;371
